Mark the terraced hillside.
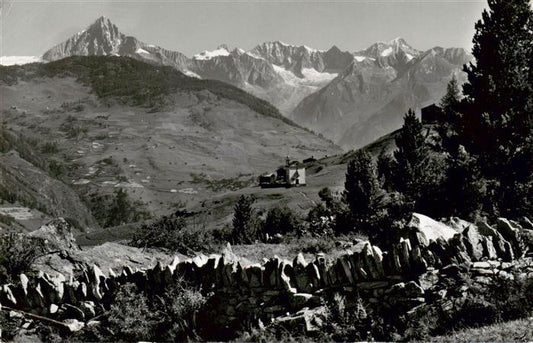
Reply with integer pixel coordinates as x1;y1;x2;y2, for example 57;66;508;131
0;56;341;230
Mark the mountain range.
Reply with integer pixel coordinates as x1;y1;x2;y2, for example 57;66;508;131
5;16;472;149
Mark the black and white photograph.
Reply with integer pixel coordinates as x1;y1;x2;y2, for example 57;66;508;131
0;0;532;341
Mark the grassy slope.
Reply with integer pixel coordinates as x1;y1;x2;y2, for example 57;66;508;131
75;117;409;241
0;56;303;129
432;318;533;342
0;56;341;228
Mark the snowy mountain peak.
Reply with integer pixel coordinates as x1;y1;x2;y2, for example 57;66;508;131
41;17;189;71
355;37;420;64
389;37;408;46
193;46;230;60
43;16;125;61
231;47;246;56
217;44;230;51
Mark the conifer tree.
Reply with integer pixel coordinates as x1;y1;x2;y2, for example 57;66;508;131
231;195;258;244
462;0;533;175
392;109;429;201
437;75;463;151
344;150;382;231
443;145;487;219
377;149;396;191
461;0;533;217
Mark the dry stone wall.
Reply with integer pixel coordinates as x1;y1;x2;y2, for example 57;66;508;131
1;216;532;334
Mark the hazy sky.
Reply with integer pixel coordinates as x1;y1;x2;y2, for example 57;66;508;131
1;0;488;57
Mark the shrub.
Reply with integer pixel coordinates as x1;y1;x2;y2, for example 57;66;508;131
307;187;350;236
262;206;302;238
88;189;151;228
40;141;60;154
48;159;63;178
105;281;207;342
131;214;220;255
0;233;47;283
107;283;158;341
319;293;373;342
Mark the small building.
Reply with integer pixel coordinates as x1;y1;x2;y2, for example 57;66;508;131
284;161;306;186
259;157;306;188
259;173;277;187
421;104;443;124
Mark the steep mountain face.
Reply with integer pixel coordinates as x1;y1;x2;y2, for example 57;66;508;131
248;41;325;76
42;16;189;70
187;42;342;113
43;16;125;60
292;40;472;149
188;45;283;88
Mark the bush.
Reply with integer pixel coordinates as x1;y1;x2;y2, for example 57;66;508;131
408;269;533;338
104;280;207;342
40;141;60;154
48;159;63;178
0;233;47;283
307;187;350;236
319;293;373;342
262;206;302;238
131;214;220;255
88;188;151;228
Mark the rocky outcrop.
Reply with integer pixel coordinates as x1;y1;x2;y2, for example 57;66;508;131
29;218;79;252
1;216;530;334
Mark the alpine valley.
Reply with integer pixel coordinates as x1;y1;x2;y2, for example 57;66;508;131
9;16;472;150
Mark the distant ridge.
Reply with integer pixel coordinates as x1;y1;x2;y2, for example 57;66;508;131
37;16;472;150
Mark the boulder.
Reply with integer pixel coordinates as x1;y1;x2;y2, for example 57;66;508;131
29;218;79;251
481;236;498;260
410;244;428;272
477;221;512;260
28;284;47;312
443;217;475;233
429;238;456;266
245;265;263;288
63;318;84;332
280;262;296;293
362;244;381;279
0;284;17;307
462;226;484;261
408;213;457;243
372;245;385;277
399;239;412;272
289;293;314;310
306;263;321;290
264;257;281;288
409;231;429;248
37;275;58;306
275;306;327;334
49;303;59;314
386;281;424;299
88;265;106;301
496;218;524;257
404;281;425;298
338;255;355;284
